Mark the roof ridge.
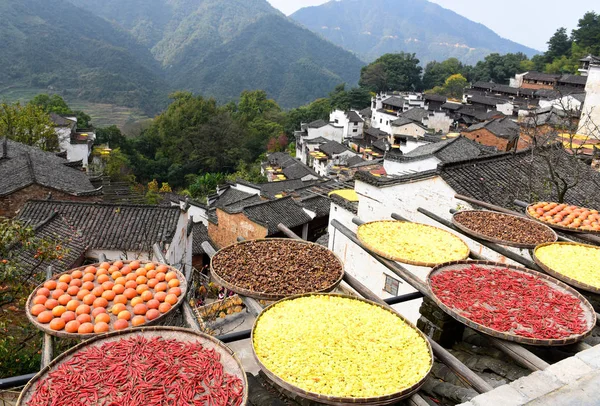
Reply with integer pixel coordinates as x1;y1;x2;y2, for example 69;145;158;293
242;195;295;210
25;152;36;183
24;199;181;210
438;148;531;169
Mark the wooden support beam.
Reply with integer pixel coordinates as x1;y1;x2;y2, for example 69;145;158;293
329;220;492;393
333;219;551;374
40;266;53;369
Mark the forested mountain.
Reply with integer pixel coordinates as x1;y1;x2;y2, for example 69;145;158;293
291;0;538;65
14;0;363;109
0;0;169;114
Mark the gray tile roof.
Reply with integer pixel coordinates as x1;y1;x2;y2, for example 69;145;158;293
524;72;561;82
359;107;372;118
347;155;366;167
319;141;351;156
441;102;462;111
346;111;364;123
306;137;330;144
14;212;87;278
266;152;297;167
242;197;313;235
464;117;520;140
468;94;511;107
440;148;600;210
282;162;321;180
424;94;447;102
364;128;389;138
214;187;258;209
385;136;496;164
192;222;209;255
49;113;76;128
299;195;330;217
260;179;317;198
372;138;390;152
0;139;101;197
308;119;329;128
18;201;181;251
400;108;430;123
382;96;406;108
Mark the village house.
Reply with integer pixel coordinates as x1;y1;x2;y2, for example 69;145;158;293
294;120;344;163
262;151;320;182
423;94;447;111
461;117;522;151
327;147;600;316
310;141;360;177
329;110;364;139
50;113;96;168
383;136;495;175
579;59;600;138
17;200;192;273
370;93;427;134
0;138;102;217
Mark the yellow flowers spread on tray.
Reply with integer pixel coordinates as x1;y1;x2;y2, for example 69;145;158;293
535;243;600;288
253;295;431;398
357;221;470;265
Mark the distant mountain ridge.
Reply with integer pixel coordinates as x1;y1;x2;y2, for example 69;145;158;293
0;0;364;110
291;0;539;65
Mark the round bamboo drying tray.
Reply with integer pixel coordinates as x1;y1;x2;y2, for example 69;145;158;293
452;210;558;249
533;242;600;294
17;326;248;406
526;204;600;234
357;220;470;267
25;261;187;339
427;260;596;346
210;238;344;301
251;293;433;405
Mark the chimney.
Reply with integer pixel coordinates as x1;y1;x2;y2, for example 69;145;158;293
1;137;7;158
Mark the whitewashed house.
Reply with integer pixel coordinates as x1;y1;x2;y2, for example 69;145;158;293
295;119;344;164
50;113;96;168
330;110;365;139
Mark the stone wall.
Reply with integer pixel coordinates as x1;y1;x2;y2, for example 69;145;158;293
0;184;101;218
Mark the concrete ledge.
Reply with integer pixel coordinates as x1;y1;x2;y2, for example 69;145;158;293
469;385;528;406
509;371;562;400
544;357;593;384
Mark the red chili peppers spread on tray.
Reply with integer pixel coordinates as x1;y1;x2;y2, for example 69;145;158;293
27;336;244;406
430;265;588;339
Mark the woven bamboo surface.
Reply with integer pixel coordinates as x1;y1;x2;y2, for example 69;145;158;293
533;242;600;294
251;293;433;405
210;238;344;301
25;261;187;338
427;260;596;346
526;204;600;234
452;210;557;249
357;220;470;267
17;326;248;406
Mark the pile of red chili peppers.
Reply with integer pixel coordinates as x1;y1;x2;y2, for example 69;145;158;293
27;336;244;406
430;265;588;339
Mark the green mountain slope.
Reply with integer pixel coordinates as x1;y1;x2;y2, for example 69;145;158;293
68;0;365;108
0;0;170;114
167;14;364;108
291;0;539;64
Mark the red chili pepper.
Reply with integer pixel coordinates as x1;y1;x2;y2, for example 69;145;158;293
27;336;245;405
431;265;588;339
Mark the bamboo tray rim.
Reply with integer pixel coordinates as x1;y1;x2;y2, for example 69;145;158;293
25;261;187;339
210;238;345;301
533;242;600;294
357;220;470;267
526;203;600;235
16;326;249;406
427;260;596;347
452;210;558;249
251;292;433;405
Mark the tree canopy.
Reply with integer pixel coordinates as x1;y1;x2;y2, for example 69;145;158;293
0;102;58;151
359;53;422;93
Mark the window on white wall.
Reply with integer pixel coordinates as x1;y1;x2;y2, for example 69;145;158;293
383;274;400;296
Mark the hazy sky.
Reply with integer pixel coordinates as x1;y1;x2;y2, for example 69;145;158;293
267;0;598;51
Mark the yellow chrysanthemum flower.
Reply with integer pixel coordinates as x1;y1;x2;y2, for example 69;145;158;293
253;295;431;398
535;244;600;288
